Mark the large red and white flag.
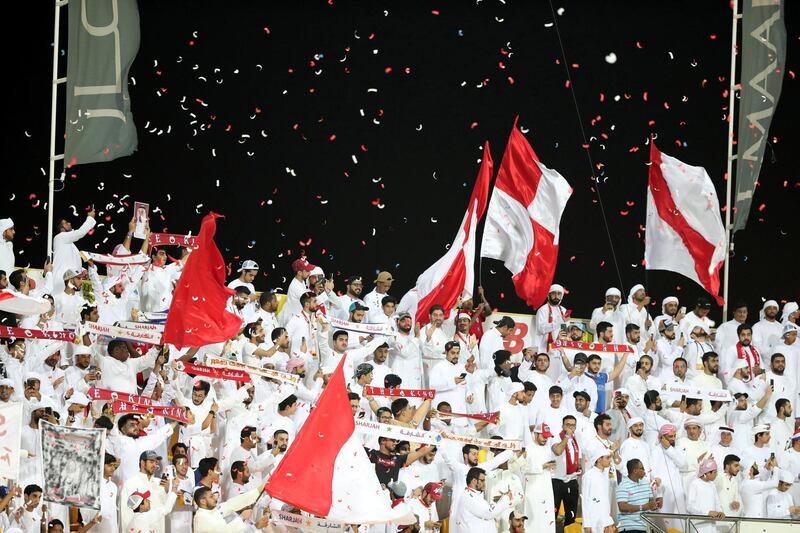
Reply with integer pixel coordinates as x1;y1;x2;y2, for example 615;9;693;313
415;142;493;324
0;290;52;316
646;142;726;305
265;356;415;525
480;122;572;307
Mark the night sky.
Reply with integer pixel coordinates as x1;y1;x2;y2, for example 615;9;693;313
5;1;798;322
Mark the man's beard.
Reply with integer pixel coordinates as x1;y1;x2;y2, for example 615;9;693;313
398;323;412;333
498;368;511;377
297;372;306;379
740;339;750;346
549;297;561;306
632;429;643;438
279;445;287;452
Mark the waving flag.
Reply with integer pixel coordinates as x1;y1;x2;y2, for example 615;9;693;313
480;121;572;307
415;142;493;324
646;142;726;305
162;213;242;348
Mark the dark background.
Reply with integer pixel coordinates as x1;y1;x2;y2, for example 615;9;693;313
4;1;798;322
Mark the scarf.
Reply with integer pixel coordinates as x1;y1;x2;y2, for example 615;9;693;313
363;386;436;399
560;430;580;474
736;342;760;378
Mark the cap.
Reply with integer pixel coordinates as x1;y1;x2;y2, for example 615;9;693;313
509;382;525;394
509;510;528;521
626;416;644;429
457;312;471;321
573;352;588;364
783;323;800;337
696;296;712;309
238;260;259;272
733;391;749;399
792;429;800;441
779;470;795;484
396;311;412;320
291;258;316;273
386;480;406;497
67;392;90;406
309;266;325;278
590;448;611;465
127;490;150;510
423;482;443;500
139;450;162;462
354;363;374;379
0;379;15;388
534;423;554;439
572;390;590;401
62;269;80;281
661;318;677;330
569;322;584;331
374;271;394;283
349;302;369;313
493;316;516;329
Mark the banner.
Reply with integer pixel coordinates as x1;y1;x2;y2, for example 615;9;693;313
111;401;191;423
0;325;76;342
664;384;733;403
116;321;165;333
550;340;633;373
39;421;105;510
0;403;23;480
173;360;251;383
436;411;500;425
206;357;300;385
65;0;140;166
149;233;198;248
0;290;53;317
353;418;521;450
271;510;347;532
87;387;154;406
80;321;162;344
80;252;150;266
439;430;522;451
734;0;787;232
326;316;396;337
363;386;435;400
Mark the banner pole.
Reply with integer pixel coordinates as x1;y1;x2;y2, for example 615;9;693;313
722;0;741;321
47;0;68;259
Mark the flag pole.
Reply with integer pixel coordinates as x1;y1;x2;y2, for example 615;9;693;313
47;0;68;259
722;0;741;321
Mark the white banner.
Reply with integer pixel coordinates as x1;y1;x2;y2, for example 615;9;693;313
353;418;522;450
80;252;150;266
206;357;300;386
327;316;396;337
665;384;733;403
271;510;347;532
116;321;166;333
80;321;163;344
0;403;23;480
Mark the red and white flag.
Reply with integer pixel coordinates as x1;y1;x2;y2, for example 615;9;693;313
415;142;493;324
480;121;572;307
265;356;415;525
646;142;725;305
0;290;52;316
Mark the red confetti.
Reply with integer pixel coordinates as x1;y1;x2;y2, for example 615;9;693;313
329;134;337;141
384;67;393;74
620;210;630;216
431;10;440;15
470;122;478;129
758;203;766;212
507;76;515;85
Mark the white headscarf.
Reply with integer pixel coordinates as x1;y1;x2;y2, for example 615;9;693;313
627;284;645;305
662;296;679;313
781;302;798;323
605;287;621;297
549;284;564;295
760;299;779;320
0;218;13;234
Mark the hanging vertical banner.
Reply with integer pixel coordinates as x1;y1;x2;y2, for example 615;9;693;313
0;403;24;480
733;0;787;232
39;421;105;510
65;0;141;167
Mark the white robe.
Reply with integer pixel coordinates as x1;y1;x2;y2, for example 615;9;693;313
454;489;511;533
522;441;556;533
581;466;613;531
478;327;505;370
52;215;96;293
534;303;567;353
752;319;784;354
388;332;423;389
686;477;722;533
650;443;687;515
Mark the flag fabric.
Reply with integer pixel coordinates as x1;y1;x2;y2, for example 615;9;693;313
162;213;242;348
415;142;493;324
65;0;140;166
0;290;52;316
40;421;105;510
480;121;572;307
0;403;23;480
646;142;726;305
265;356;415;525
734;0;787;232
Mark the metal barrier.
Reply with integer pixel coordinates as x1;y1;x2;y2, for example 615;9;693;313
640;511;799;533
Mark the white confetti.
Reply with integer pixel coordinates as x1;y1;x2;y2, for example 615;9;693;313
605;53;617;64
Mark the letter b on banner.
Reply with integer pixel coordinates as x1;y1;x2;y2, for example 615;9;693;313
503;322;529;355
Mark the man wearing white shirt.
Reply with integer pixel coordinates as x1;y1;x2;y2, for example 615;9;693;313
651;296;683;339
678;296;714;343
419;304;449;383
279;257;315;324
753;300;783;353
740;456;780;518
0;218;14;277
536;386;570;436
364;271;393;323
53;270;88;327
766;470;800;519
620;417;652;479
478;316;513;370
495;382;529;441
714;302;748;355
624;355;662;408
682;325;714;377
97;340;159;395
517;350;554;417
771;323;800;380
285;291;326;359
690;352;723;414
767;398;794;453
336;275;365;320
556;353;598;413
428;342;469;414
534;284;568;354
110;414;176;483
454;467;513;533
253;292;280;342
227;259;258;294
655;319;685;378
406;482;443;533
721;323;763;385
589;287;625;342
80;452;119;533
387;311;423;389
453;312;479;363
715;453;743;517
618;284;652;340
52;210;95;294
764;353;797;419
367;342;393;388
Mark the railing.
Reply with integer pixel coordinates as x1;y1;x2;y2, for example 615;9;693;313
640;511;799;533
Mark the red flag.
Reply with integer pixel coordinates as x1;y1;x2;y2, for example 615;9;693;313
415;142;493;324
162;213;242;348
480;120;572;307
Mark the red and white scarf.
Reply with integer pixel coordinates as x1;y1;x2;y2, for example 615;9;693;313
560;430;580;474
736;342;760;380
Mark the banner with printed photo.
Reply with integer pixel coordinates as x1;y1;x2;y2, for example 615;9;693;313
39;421;105;510
0;403;24;480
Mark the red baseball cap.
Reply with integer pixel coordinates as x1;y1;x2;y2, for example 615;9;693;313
291;258;316;273
423;482;443;500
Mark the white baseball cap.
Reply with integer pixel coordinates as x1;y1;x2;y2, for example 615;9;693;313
237;260;259;272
